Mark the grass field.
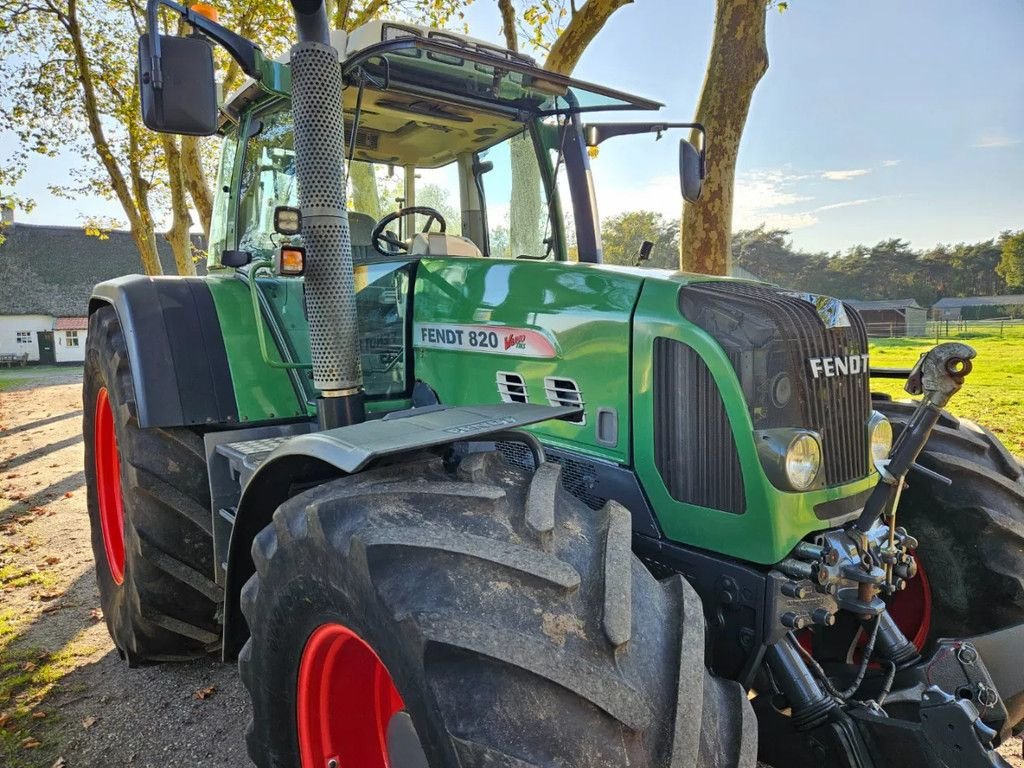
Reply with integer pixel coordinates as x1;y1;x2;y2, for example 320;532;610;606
870;326;1024;456
0;366;81;392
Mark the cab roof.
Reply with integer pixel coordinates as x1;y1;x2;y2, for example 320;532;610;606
221;21;662;167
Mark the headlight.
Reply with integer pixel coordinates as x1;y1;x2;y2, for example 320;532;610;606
785;433;822;491
869;411;893;464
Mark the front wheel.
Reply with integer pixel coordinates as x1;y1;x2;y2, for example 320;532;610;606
875;400;1024;648
239;452;757;768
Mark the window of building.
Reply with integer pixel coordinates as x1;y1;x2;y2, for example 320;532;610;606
65;331;80;347
16;331;31;344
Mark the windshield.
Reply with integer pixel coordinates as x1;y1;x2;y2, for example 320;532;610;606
233;106;563;261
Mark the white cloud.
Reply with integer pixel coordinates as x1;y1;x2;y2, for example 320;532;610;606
973;129;1020;149
733;169;817;230
821;168;871;181
593;167;882;235
882;159;901;167
812;198;879;213
595;174;680;221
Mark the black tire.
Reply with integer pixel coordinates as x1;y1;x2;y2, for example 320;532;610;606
875;400;1024;642
239;452;757;768
83;306;222;663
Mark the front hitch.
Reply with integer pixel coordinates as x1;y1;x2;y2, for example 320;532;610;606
855;341;976;534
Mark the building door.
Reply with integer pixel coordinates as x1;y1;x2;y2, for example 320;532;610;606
37;331;55;364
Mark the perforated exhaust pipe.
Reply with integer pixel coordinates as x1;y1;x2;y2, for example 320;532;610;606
289;0;364;428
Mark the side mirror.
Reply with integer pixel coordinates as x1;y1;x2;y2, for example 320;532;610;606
679;139;705;203
138;34;218;136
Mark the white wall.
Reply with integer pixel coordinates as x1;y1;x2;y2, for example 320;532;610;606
0;315;53;362
54;327;87;363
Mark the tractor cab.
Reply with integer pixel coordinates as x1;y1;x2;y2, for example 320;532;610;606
208;21;695;271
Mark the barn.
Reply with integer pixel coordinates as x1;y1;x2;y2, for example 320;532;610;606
846;298;928;337
931;295;1024;321
0;209;200;365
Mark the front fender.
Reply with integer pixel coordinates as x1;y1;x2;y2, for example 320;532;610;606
220;402;578;659
90;275;241;427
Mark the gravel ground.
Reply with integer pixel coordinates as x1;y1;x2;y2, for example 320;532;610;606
1;371;1020;768
1;375;247;767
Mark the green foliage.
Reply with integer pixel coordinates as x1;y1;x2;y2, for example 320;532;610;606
0;191;32;247
996;230;1024;290
414;183;462;235
0;0;471;268
601;210;679;268
731;226;1012;306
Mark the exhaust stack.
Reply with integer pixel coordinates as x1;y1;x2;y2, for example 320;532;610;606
289;0;364;428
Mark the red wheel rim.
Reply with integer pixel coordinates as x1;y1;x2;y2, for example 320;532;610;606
94;387;126;585
886;555;932;651
297;623;406;768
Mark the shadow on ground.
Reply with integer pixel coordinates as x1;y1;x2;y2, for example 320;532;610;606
1;564;249;768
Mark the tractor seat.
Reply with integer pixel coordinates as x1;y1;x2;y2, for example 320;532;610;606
348;211;377;262
409;232;483;258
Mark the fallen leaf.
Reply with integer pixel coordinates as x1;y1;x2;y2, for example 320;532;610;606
31;711;46;719
63;492;73;498
193;686;216;700
51;758;67;768
44;556;60;565
22;662;37;672
82;715;97;729
41;603;63;614
0;712;9;727
22;737;41;749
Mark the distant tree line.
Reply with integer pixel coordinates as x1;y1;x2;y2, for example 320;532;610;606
600;211;1024;307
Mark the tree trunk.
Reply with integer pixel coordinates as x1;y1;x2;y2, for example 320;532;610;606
497;0;518;51
349;161;381;219
545;0;633;76
65;0;163;275
509;133;543;258
161;135;197;276
181;135;213;240
680;0;768;275
129;228;163;277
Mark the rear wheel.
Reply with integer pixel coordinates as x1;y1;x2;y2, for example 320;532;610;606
83;306;222;663
875;400;1024;647
239;452;757;768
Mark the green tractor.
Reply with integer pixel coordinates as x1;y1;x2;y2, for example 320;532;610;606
83;0;1023;765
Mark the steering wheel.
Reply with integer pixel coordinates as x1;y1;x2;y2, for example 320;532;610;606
370;206;446;255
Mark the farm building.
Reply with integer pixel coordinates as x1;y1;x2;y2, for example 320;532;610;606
846;298;928;337
931;295;1024;320
0;208;202;364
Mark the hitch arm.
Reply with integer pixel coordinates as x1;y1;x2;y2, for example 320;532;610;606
855;342;976;533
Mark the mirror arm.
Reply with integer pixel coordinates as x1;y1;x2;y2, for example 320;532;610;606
146;0;260;91
585;121;705;146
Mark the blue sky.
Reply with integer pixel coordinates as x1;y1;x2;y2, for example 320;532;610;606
11;0;1024;253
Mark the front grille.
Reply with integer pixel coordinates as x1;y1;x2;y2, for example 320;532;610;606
679;283;871;486
654;339;746;513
